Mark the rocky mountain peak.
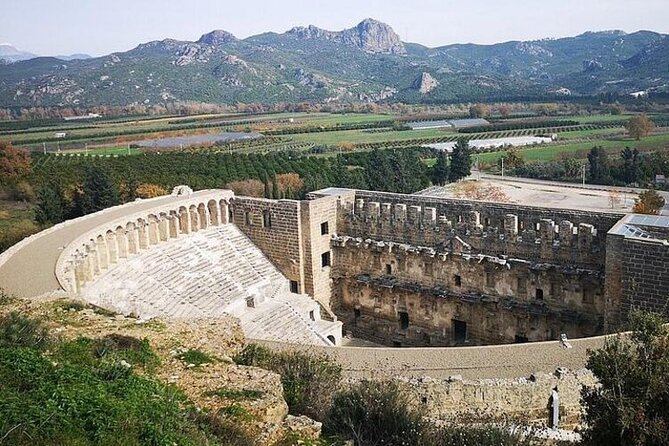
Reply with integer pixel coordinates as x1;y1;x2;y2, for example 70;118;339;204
197;30;238;46
343;18;406;55
286;18;405;55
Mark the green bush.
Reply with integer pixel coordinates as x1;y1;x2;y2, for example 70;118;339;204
177;348;218;366
234;344;342;420
0;311;49;350
325;380;427;446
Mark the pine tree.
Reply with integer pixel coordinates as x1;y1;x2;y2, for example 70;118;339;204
588;146;611;185
431;150;450;186
449;138;472;182
78;165;120;215
34;183;65;225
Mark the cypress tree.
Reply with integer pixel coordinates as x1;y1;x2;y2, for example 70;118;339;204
449;138;472;182
431;150;450;186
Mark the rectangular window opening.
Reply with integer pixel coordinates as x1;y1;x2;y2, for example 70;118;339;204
386;264;392;275
320;221;329;235
454;275;462;287
290;280;299;294
399;311;409;330
321;251;331;268
536;288;544;300
262;210;271;228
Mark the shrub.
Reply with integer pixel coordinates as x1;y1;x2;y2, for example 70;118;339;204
0;311;49;350
135;183;168;198
325;380;427;446
234;344;342;420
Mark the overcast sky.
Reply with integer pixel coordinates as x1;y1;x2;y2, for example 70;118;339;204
2;0;668;56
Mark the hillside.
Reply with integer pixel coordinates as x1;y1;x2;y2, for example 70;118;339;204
0;19;667;107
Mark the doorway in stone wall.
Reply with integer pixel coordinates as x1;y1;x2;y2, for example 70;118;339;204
453;319;467;344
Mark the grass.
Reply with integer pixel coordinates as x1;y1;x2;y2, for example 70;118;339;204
0;200;38;253
204;387;264;401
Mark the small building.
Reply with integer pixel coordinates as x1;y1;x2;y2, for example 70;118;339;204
54;132;67;138
655;174;666;185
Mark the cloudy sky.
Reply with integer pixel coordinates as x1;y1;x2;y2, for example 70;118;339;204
2;0;668;56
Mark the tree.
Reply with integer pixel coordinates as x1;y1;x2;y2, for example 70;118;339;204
135;183;168;199
0;141;32;180
633;189;665;215
431;150;449;186
469;104;489;118
625;115;655;140
588;146;611;185
75;165;120;215
620;147;643;185
34;183;66;225
498;148;525;171
582;311;669;446
449;138;472;182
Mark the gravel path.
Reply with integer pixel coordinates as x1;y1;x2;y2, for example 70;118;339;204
0;195;186;298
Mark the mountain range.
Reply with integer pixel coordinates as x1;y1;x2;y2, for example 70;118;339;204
0;44;90;63
0;19;667;107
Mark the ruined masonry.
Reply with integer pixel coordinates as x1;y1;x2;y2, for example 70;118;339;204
5;184;666;427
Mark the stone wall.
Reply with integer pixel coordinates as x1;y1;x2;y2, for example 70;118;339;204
619;237;669;317
230;197;306;291
300;195;340;306
332;237;603;346
339;191;622;269
400;369;595;428
329;190;620;346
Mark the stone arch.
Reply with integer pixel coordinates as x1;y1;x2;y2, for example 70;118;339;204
158;212;169;242
96;234;108;270
126;221;139;254
327;335;337;345
137;218;149;249
169;210;180;238
115;226;128;259
72;250;87;291
148;214;159;245
178;206;191;234
198;203;209;230
219;199;229;224
189;205;199;232
208;199;220;226
86;241;99;276
106;230;118;264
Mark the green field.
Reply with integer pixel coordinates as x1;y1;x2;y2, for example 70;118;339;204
477;132;669;163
